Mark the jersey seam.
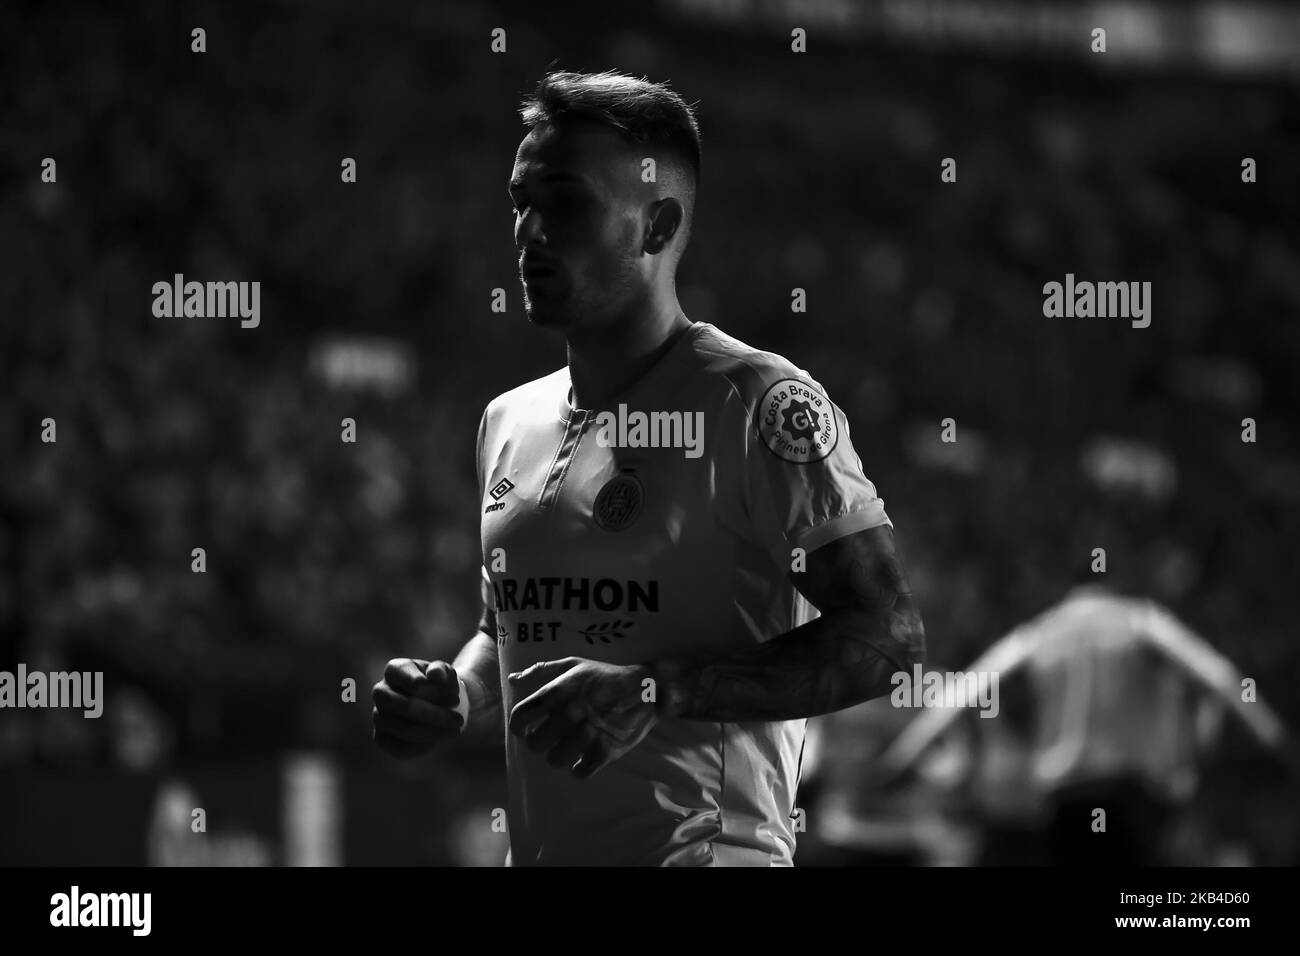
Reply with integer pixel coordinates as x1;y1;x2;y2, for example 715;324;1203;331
792;724;807;832
547;411;588;510
716;372;755;528
717;720;727;852
537;410;574;510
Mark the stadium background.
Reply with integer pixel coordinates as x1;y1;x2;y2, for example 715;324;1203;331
2;0;1298;864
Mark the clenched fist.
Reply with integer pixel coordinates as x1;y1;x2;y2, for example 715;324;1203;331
372;659;466;759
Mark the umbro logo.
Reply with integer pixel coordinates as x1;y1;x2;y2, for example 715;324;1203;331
486;477;514;513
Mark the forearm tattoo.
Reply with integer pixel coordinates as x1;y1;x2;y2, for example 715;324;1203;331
663;527;926;722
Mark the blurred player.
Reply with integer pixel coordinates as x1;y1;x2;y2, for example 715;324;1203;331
373;70;925;865
881;584;1289;865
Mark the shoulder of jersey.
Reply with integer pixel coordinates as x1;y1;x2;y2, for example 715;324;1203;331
684;323;824;406
688;324;840;464
482;366;569;425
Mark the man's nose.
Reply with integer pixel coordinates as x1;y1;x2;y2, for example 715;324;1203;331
515;206;547;248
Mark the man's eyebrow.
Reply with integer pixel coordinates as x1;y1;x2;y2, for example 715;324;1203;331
509;171;590;192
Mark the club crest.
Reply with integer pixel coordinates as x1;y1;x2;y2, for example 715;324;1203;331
593;471;644;531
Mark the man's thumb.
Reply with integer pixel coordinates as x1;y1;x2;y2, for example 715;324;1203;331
426;661;469;728
424;660;457;689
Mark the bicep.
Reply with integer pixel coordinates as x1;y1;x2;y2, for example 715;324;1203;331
794;523;909;614
793;524;926;667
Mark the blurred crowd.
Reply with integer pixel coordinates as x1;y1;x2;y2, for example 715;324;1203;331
2;0;1297;862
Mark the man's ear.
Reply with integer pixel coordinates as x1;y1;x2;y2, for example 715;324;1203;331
643;198;684;255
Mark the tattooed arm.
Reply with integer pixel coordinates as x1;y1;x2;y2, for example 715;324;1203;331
649;523;926;722
505;524;925;778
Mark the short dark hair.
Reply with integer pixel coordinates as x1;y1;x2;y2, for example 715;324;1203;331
519;70;702;184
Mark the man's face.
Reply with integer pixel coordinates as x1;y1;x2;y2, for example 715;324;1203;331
509;119;647;333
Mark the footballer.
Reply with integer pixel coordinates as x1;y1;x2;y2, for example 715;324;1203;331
373;70;927;866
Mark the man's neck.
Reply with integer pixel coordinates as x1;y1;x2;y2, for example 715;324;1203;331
566;299;692;410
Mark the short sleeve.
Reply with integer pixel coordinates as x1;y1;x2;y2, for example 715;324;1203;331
729;372;892;572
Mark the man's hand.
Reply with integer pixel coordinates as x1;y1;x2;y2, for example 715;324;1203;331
372;658;465;759
507;658;657;780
